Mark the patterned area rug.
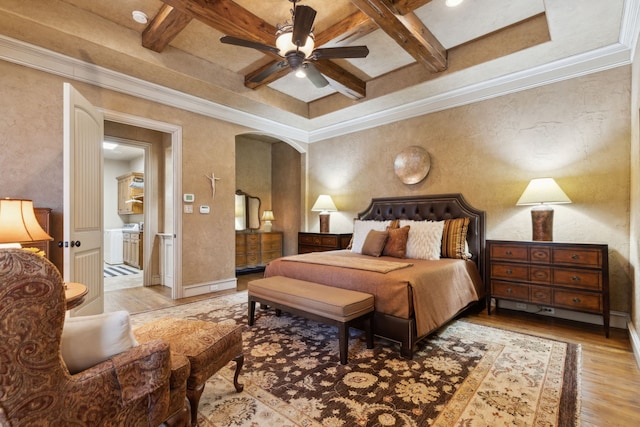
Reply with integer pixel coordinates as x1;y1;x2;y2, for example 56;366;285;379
103;264;140;278
130;292;581;427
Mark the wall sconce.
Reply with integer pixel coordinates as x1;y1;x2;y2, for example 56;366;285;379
516;178;571;241
311;195;337;233
0;198;52;247
261;210;275;232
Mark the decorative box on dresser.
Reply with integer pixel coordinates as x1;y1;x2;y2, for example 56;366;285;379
298;232;352;254
236;232;283;272
486;240;609;337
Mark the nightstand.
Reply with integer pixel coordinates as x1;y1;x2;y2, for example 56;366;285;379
486;240;610;337
298;232;352;254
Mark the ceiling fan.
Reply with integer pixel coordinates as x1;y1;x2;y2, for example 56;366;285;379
220;0;369;88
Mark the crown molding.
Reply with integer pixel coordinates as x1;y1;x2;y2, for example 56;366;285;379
1;5;637;146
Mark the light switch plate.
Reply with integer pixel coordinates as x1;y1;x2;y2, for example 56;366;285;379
184;204;193;214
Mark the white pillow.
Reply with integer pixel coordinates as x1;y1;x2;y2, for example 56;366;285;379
61;311;138;374
399;220;445;260
351;220;391;253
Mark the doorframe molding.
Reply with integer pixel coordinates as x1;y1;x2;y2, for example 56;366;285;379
101;109;184;299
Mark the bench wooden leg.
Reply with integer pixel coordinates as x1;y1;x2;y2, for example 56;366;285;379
248;300;256;326
338;322;349;365
365;314;374;349
233;354;244;392
187;384;204;427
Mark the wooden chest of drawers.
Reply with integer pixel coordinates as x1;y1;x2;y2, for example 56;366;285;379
486;240;609;337
236;232;283;271
298;232;352;254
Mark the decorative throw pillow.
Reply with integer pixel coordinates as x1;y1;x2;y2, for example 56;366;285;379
382;225;410;258
351;220;391;253
361;230;389;257
399;220;445;260
61;311;138;374
441;217;471;260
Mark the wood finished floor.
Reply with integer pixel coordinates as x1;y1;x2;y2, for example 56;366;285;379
105;273;640;426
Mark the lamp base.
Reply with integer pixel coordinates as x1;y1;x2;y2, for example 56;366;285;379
319;213;330;233
531;206;554;241
264;221;273;232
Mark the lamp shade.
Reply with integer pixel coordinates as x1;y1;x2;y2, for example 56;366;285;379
261;210;275;221
311;195;337;213
0;198;52;243
275;26;315;57
516;178;571;205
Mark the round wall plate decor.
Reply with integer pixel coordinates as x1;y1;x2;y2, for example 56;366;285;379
394;146;431;184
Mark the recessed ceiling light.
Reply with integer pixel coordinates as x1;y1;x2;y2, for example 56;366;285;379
103;141;118;150
132;10;148;24
445;0;464;7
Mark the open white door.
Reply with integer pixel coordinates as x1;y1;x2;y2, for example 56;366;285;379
63;83;104;315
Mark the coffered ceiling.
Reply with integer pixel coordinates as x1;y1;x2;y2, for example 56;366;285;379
0;0;636;142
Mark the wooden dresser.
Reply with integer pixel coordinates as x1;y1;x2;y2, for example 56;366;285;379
486;240;609;337
236;232;283;271
298;232;352;254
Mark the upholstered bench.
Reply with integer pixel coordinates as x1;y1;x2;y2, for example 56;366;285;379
248;276;375;364
134;319;244;427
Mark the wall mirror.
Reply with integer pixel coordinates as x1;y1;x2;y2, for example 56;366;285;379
235;190;261;231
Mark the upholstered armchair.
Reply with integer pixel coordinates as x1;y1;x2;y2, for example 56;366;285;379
0;249;186;426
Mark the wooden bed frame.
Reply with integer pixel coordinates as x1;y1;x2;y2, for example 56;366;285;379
357;193;486;358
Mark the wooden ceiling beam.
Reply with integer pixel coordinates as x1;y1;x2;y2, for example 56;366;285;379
349;0;447;73
142;4;192;52
160;0;277;43
313;10;378;47
382;0;433;15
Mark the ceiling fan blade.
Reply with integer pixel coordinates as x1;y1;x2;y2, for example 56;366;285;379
312;46;370;60
292;5;316;47
220;36;280;54
304;63;329;88
249;61;289;83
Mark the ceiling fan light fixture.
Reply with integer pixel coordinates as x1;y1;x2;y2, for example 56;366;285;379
276;26;315;58
295;67;307;78
131;10;148;24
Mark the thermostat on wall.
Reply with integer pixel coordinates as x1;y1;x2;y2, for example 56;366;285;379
183;193;195;202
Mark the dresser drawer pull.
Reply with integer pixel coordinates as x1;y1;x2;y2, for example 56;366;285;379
573;297;582;303
571;254;580;260
572;276;581;281
505;269;512;275
505;250;512;255
506;288;512;293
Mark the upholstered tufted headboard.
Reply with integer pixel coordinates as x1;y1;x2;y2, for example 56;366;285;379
357;194;486;277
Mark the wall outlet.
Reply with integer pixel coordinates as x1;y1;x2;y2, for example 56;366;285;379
209;284;219;292
539;306;555;314
516;303;527;310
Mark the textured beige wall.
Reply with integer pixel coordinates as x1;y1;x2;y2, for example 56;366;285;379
630;38;640;333
0;60;248;287
309;67;632;313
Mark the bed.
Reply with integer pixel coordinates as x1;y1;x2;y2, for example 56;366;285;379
264;194;486;358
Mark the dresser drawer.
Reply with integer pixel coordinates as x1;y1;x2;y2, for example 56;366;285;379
553;247;602;267
530;285;551;304
552;268;602;290
490;263;528;281
261;251;280;264
299;234;323;245
553;290;602;313
491;281;529;300
246;253;259;266
261;239;282;252
490;244;528;261
246;234;260;245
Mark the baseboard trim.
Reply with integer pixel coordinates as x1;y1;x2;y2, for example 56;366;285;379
496;299;629;330
628;321;640;369
183;277;237;298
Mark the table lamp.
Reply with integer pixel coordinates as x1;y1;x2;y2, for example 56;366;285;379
0;198;52;247
311;195;337;233
261;210;275;232
516;178;571;241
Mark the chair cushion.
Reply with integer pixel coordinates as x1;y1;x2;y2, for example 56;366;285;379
61;310;138;374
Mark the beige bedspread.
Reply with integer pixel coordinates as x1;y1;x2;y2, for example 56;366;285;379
264;250;483;337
